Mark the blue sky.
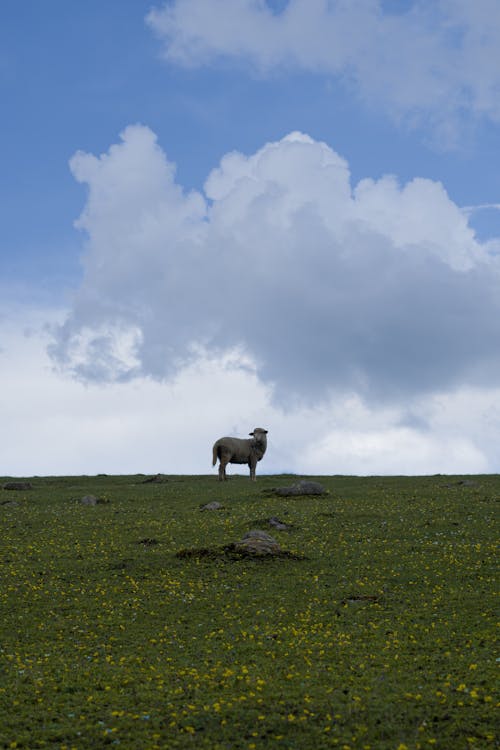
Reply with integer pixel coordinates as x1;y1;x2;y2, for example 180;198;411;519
2;0;500;475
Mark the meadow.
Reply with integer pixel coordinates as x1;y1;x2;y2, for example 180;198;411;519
0;473;497;749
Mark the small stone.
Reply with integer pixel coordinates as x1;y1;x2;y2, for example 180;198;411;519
2;482;32;491
273;480;327;496
269;516;289;531
200;501;224;511
80;495;98;506
141;474;168;484
234;529;281;556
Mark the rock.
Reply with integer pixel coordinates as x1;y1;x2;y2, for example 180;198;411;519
80;495;99;505
272;480;327;497
73;495;109;505
177;530;304;561
200;501;224;511
2;482;32;491
141;474;168;484
234;529;281;556
268;516;289;531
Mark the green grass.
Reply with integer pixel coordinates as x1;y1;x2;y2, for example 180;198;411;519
0;473;497;749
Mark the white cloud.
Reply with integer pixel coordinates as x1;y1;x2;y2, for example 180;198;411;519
52;126;500;410
147;0;500;138
0;308;270;476
0;308;495;476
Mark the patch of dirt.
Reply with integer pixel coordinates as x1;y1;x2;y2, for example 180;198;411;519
341;595;381;605
175;544;306;561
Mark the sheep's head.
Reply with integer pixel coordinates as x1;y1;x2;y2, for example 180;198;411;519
250;428;268;441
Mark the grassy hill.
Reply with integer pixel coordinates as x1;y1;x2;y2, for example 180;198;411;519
0;473;497;749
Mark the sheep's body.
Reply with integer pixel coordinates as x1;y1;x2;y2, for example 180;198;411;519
212;428;268;481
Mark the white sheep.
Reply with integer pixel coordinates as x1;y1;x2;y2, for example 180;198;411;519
212;428;268;481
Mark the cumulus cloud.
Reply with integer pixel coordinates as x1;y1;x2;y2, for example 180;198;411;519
1;306;495;475
146;0;500;138
52;126;500;411
0;307;269;475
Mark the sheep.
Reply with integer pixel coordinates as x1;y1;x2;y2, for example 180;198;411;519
212;428;268;481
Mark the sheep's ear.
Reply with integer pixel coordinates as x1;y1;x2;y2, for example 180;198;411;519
249;432;254;436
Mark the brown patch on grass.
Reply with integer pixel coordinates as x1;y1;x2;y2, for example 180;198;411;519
175;544;306;561
341;594;381;605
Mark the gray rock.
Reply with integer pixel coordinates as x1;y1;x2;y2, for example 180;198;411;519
273;480;327;496
2;482;32;491
234;529;281;556
200;501;224;511
80;495;99;506
242;530;276;542
269;516;289;531
141;474;168;484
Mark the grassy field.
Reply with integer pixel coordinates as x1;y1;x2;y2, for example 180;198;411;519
0;473;497;749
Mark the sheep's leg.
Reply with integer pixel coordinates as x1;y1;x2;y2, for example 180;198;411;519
219;455;229;481
249;460;257;481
